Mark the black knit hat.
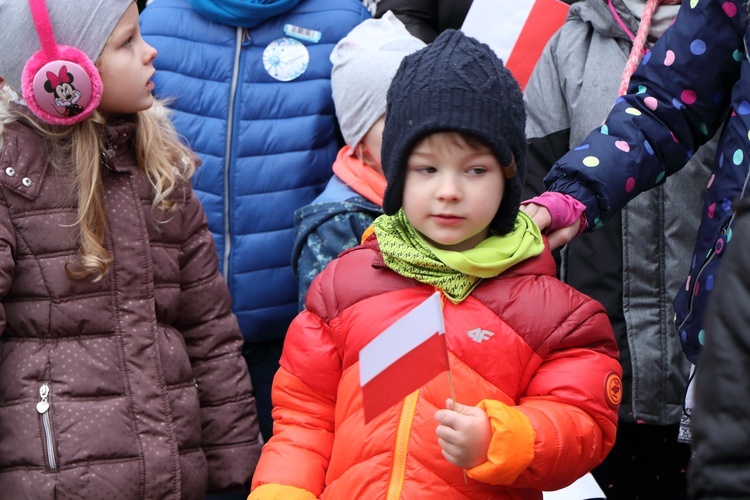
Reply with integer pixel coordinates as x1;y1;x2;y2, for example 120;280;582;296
381;29;526;235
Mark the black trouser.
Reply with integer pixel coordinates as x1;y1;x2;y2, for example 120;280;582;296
593;422;691;500
243;338;285;443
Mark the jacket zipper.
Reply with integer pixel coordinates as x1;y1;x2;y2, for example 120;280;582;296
387;390;418;500
679;165;750;330
37;382;58;471
680;258;710;331
222;27;245;279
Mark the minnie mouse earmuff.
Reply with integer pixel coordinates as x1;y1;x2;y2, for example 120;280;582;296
21;0;102;125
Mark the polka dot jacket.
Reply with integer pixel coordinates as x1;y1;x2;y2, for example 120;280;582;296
0;109;261;498
544;0;749;365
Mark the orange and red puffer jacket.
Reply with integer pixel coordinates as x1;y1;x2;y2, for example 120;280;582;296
251;237;621;499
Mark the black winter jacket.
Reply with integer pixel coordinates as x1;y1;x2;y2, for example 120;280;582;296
690;198;750;497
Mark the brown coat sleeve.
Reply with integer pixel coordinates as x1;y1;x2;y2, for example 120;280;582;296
173;186;262;492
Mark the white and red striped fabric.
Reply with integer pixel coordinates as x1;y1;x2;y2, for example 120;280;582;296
359;292;449;423
461;0;570;90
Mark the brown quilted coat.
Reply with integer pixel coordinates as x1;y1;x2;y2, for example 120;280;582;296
0;113;261;499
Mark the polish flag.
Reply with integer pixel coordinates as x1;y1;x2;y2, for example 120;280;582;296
461;0;570;90
360;292;449;423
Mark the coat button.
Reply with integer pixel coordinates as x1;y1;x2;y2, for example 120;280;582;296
22;177;32;187
5;167;15;177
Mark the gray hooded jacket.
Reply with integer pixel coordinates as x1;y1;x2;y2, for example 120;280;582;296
524;0;714;424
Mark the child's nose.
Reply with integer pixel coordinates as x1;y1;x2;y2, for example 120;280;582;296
144;42;158;63
436;175;461;201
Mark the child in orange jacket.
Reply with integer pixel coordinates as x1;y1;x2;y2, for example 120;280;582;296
250;30;621;499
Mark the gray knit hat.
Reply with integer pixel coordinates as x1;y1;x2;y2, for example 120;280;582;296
0;0;132;94
382;29;526;235
330;11;425;152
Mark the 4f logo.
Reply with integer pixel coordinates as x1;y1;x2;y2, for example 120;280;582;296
467;328;494;343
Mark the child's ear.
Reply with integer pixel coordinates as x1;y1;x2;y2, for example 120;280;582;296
355;143;365;162
356;144;379;170
502;158;518;180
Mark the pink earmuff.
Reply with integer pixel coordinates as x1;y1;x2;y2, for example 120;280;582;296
21;0;102;125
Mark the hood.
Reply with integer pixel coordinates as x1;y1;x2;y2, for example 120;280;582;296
187;0;303;27
571;0;640;43
573;0;681;45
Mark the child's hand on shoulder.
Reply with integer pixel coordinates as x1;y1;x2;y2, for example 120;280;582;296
435;398;491;469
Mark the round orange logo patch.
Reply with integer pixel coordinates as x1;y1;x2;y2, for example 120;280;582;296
604;372;622;408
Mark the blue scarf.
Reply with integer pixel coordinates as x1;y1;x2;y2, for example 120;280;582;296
188;0;303;28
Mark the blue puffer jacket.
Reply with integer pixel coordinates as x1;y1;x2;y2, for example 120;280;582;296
141;0;370;343
544;0;749;364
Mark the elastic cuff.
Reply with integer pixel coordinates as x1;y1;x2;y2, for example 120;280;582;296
249;484;318;500
576;212;588;236
466;400;535;485
522;192;586;232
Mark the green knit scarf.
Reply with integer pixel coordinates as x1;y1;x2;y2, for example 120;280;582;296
372;209;544;303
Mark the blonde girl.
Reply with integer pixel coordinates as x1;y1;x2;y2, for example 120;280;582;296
0;1;261;497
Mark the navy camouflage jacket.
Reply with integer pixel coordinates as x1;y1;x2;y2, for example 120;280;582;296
292;175;381;310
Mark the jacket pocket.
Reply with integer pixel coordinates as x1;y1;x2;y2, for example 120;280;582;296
37;382;58;471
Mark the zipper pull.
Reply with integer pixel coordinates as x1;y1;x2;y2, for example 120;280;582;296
37;383;50;414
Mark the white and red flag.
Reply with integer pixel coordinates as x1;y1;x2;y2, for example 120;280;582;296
461;0;570;90
359;292;449;423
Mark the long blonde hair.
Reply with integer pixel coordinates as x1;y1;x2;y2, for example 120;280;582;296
0;83;196;281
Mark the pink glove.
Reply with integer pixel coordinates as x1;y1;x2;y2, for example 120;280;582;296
522;192;587;234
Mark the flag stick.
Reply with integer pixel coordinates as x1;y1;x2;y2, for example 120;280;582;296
447;368;468;485
448;367;457;407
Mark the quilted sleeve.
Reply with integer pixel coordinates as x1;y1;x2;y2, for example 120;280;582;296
0;188;14;336
512;299;621;491
544;0;743;229
172;187;261;492
250;307;341;497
